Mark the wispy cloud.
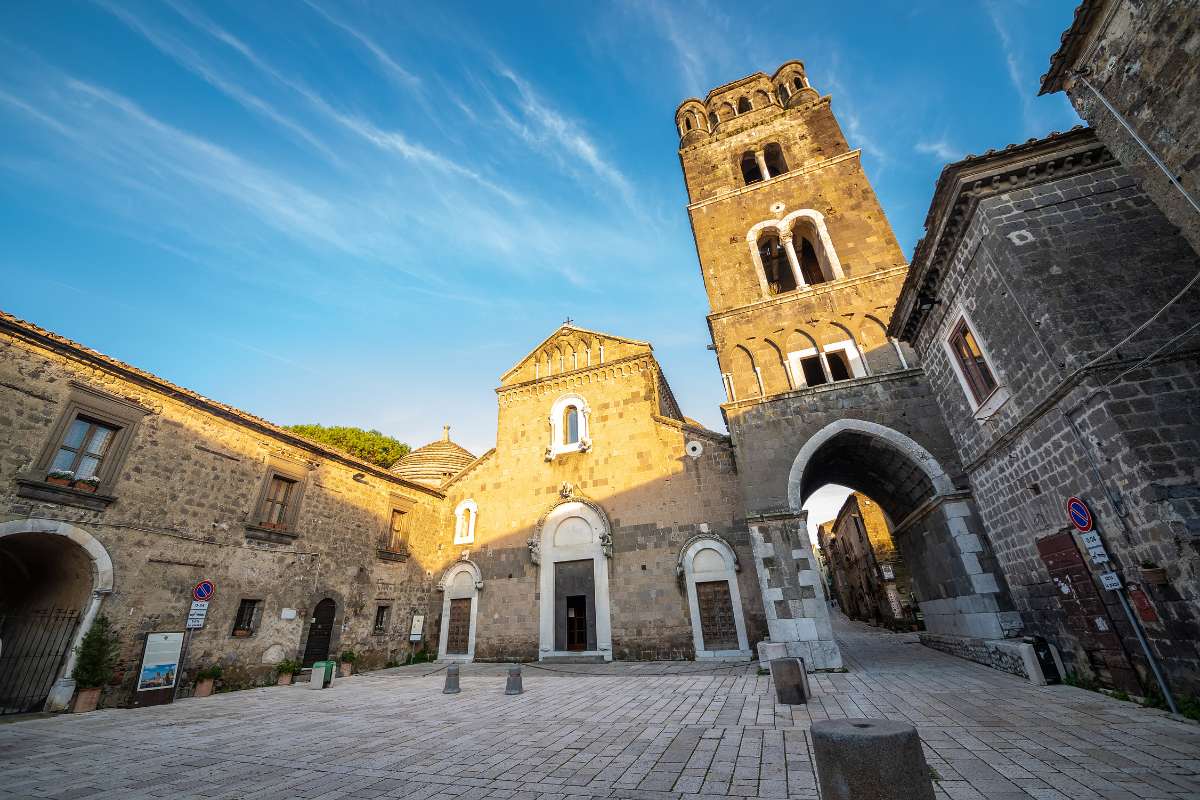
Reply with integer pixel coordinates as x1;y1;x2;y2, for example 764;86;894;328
915;138;962;162
985;1;1041;137
299;0;420;91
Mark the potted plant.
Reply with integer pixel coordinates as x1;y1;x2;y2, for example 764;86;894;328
193;665;222;697
73;475;101;493
47;468;75;487
1140;561;1168;586
70;614;120;713
275;659;300;686
338;650;357;677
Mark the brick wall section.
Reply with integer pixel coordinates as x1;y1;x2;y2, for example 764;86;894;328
442;349;765;661
903;151;1200;694
0;323;445;704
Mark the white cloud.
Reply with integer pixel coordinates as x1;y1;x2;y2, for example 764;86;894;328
915;138;962;162
299;0;420;91
985;1;1041;137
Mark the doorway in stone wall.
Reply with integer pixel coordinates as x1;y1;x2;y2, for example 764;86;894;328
445;598;472;655
302;599;336;666
565;595;588;651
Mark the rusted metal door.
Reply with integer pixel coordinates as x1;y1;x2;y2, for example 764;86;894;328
1036;532;1139;692
696;580;739;651
445;598;471;655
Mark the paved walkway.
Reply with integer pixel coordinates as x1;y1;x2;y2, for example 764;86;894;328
1;615;1197;799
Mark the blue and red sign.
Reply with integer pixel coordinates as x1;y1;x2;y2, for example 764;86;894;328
192;580;216;602
1066;497;1093;533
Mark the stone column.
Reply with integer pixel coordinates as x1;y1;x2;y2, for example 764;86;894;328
755;150;770;180
749;511;842;669
781;235;807;288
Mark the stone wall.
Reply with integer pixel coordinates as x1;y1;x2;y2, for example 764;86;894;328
919;633;1030;680
0;318;445;706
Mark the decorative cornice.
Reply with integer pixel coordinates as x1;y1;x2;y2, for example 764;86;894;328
891;127;1113;343
708;265;908;324
1040;0;1108;95
687;149;861;211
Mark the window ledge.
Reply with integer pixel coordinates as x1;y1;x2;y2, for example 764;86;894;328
244;523;299;544
376;548;409;563
972;386;1012;421
15;477;116;511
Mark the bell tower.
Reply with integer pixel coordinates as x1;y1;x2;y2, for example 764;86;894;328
676;61;910;406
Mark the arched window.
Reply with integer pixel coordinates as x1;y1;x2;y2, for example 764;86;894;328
757;233;797;295
454;499;477;545
736;96;752;114
684;116;692;131
793;77;804;91
778;84;791;102
764;143;788;176
563;405;579;444
798;236;825;285
708;111;718;128
740;151;764;185
548;394;590;458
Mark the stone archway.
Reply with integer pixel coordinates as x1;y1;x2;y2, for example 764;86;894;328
437;559;482;662
0;519;114;712
534;499;613;661
787;419;1018;640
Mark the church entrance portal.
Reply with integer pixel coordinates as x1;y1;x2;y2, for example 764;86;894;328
538;500;612;660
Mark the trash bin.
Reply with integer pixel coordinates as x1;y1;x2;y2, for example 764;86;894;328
309;660;335;689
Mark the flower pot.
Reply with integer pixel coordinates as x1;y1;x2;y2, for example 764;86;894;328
47;476;73;487
72;687;101;713
339;662;353;678
232;629;251;637
194;677;215;698
276;673;293;686
1141;567;1168;586
73;481;98;493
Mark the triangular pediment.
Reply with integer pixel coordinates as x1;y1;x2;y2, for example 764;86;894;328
499;324;653;386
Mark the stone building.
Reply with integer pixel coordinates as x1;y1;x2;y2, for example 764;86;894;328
675;61;1018;667
0;312;445;712
1041;0;1200;259
891;126;1200;696
816;493;915;628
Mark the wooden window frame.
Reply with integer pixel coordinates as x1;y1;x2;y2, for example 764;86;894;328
941;311;1010;421
378;495;414;561
246;456;309;542
18;381;148;510
948;318;999;405
231;598;261;637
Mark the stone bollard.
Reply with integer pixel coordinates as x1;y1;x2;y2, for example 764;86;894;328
505;664;523;695
443;663;461;694
811;718;935;800
768;657;810;705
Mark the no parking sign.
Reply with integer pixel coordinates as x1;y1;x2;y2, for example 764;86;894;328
192;579;216;601
1065;497;1093;532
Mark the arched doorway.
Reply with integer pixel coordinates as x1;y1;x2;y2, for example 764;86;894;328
788;419;1017;639
437;560;481;662
0;519;113;713
535;499;613;661
302;599;336;666
679;536;752;658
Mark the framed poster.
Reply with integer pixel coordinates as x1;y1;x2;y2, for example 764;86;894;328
409;614;425;641
136;631;184;699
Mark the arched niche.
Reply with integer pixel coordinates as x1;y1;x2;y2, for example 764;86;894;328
437;559;483;662
677;535;751;658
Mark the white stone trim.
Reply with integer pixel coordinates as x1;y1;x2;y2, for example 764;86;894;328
823;339;867;379
453;498;477;545
680;537;751;658
437;559;482;663
537;500;612;661
0;519;114;711
547;393;591;458
746;208;844;299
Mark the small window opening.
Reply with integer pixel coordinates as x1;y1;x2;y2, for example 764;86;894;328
798;236;825;285
740;151;764;185
232;599;260;636
736;96;752;114
684;116;692;131
763;143;788;176
826;351;852;381
949;319;998;403
708;111;718;128
374;605;390;634
564;406;580;445
800;356;827;386
758;234;796;295
262;475;296;528
779;84;791;101
793;77;804;91
387;509;408;552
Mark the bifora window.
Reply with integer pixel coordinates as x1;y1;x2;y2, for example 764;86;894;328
50;417;117;480
949;318;998;403
260;475;296;528
232;599;260;636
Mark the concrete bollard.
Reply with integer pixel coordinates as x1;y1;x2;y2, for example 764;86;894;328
768;657;810;705
443;663;461;694
505;664;523;695
811;718;936;800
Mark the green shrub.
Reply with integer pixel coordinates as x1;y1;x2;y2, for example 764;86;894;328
275;659;301;676
71;615;120;689
339;650;357;664
195;665;222;681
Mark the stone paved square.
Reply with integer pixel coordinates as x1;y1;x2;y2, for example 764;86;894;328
3;616;1196;800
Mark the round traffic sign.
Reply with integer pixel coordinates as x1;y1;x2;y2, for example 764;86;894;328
192;580;216;601
1066;497;1093;532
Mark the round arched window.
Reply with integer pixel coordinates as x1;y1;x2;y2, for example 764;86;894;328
564;406;580;444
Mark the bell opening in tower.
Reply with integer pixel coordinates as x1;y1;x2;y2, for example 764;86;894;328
757;233;797;295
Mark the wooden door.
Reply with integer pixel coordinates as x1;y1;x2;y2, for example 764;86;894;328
302;599;336;666
696;580;739;651
445;598;471;655
565;595;588;651
1036;532;1139;692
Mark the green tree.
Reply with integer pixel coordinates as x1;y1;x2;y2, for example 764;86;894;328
284;424;410;467
71;614;120;689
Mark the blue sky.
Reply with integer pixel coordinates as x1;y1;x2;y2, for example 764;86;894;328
0;1;1081;464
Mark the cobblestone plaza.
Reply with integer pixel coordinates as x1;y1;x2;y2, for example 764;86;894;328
3;616;1197;800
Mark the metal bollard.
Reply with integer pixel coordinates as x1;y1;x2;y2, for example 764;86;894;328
811;718;935;800
443;663;460;694
504;664;523;695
